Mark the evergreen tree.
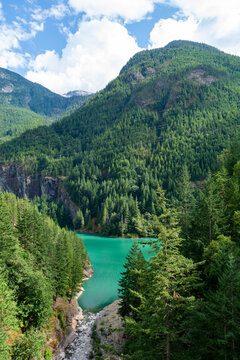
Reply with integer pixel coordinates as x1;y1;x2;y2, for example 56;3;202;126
203;254;240;359
118;242;147;318
175;165;195;240
0;271;18;360
189;253;240;360
0;192;17;264
185;173;228;260
124;190;200;360
74;210;85;230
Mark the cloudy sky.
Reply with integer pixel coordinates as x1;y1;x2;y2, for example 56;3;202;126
1;0;240;94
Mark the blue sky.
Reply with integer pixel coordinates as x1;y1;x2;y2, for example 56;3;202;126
1;0;240;94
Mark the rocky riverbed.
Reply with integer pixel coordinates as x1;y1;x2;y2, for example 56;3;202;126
56;300;125;360
51;267;95;360
63;312;100;360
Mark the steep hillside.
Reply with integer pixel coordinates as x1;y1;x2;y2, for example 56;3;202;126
0;190;86;358
0;67;90;116
0;67;91;142
1;40;240;235
0;106;49;143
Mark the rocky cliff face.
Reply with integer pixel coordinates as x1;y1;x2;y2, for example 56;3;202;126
0;164;78;219
48;297;84;359
94;300;125;360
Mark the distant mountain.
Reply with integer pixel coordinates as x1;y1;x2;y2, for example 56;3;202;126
63;90;93;97
0;67;91;141
0;67;90;116
2;40;240;236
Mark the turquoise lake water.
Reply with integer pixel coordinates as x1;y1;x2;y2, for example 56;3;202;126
77;233;152;312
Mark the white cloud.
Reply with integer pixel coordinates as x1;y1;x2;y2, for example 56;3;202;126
68;0;162;22
167;0;240;19
0;21;44;68
149;0;240;55
31;3;69;21
0;50;28;68
26;18;141;94
150;16;199;48
0;3;44;69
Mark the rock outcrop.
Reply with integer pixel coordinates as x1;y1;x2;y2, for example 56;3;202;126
49;298;84;359
63;300;125;360
0;163;78;219
93;300;125;360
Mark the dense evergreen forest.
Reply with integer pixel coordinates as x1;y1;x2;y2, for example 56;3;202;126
0;191;86;359
1;41;240;236
118;143;240;360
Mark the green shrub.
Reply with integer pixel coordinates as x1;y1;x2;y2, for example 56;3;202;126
44;347;53;360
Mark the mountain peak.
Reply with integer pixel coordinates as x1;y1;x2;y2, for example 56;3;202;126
164;40;221;52
120;41;223;75
63;90;93;98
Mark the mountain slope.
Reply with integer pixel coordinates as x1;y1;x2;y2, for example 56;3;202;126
0;67;92;142
0;67;90;116
0;190;86;358
1;40;240;235
0;106;48;142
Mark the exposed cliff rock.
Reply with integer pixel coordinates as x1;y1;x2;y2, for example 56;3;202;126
0;163;78;219
48;298;84;358
53;267;95;360
93;300;125;360
63;300;124;360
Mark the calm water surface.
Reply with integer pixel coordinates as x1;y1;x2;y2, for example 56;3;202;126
77;233;152;311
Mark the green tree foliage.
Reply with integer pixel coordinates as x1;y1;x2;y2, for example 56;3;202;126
201;255;240;360
0;190;86;358
174;165;196;240
32;196;73;228
118;242;147;318
188;253;240;360
0;272;18;360
0;193;17;263
12;330;45;360
120;144;240;359
121;191;200;360
73;209;85;230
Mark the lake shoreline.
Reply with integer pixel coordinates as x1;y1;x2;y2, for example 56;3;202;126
77;229;152;240
74;265;94;301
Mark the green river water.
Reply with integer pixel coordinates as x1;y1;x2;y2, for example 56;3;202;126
77;233;152;312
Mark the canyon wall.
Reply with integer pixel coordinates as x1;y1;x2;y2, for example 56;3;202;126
0;164;78;219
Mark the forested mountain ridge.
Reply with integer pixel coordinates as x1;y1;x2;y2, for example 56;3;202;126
1;40;240;236
0;67;90;116
0;67;91;142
